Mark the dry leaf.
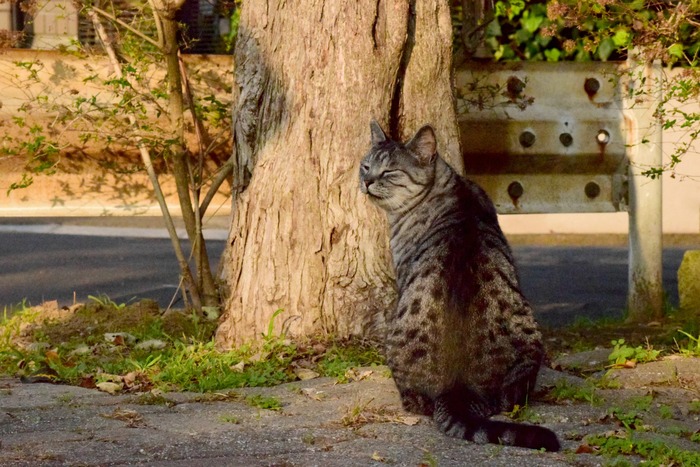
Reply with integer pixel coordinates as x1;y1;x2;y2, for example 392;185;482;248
371;451;387;462
575;443;596;454
230;361;246;373
44;349;60;363
96;381;123;395
300;387;325;401
344;368;373;382
396;415;420;426
135;339;166;350
101;408;144;427
78;376;96;389
294;368;320;381
248;351;270;363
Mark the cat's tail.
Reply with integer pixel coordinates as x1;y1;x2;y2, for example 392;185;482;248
433;394;561;452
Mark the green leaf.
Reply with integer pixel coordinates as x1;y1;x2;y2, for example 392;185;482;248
521;12;544;34
544;48;561;62
597;37;616;61
612;28;631;47
485;19;502;38
668;43;685;59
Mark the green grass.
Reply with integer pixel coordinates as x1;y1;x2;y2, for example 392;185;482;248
316;342;384;381
586;431;700;466
0;299;385;393
246;394;283;411
546;379;603;405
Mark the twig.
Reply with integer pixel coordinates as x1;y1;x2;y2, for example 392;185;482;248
91;6;162;49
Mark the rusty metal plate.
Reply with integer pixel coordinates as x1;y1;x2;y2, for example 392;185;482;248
455;62;629;213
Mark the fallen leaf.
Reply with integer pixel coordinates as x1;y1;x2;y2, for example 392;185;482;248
69;345;92;357
294;368;320;381
396;415;420;426
79;376;96;389
301;387;325;401
96;382;123;395
576;443;596;454
44;349;60;363
248;351;270;363
371;451;387;462
135;339;167;350
104;332;136;345
230;361;246;373
344;368;373;382
101;408;144;427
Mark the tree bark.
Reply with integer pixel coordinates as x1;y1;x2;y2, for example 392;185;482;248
216;0;461;347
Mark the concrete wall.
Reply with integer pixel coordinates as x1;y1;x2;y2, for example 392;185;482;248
0;50;698;233
0;49;233;218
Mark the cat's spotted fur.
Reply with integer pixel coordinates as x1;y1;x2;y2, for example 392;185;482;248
359;121;560;451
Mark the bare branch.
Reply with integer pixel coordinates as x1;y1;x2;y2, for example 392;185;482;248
90;6;162;49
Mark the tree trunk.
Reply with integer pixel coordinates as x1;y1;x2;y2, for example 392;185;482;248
216;0;461;348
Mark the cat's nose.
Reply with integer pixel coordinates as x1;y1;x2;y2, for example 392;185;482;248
364;179;373;188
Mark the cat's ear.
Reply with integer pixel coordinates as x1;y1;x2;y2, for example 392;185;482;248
370;120;387;145
406;125;437;165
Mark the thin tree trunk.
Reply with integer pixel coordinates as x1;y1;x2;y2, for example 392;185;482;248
217;0;460;347
160;14;219;307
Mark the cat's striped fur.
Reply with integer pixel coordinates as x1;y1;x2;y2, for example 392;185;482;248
359;121;560;452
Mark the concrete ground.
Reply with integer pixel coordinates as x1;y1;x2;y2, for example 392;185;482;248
2;357;700;466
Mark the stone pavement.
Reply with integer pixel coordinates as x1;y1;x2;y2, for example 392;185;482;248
2;358;700;467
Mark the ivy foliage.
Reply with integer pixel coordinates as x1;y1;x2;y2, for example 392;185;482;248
473;0;700;65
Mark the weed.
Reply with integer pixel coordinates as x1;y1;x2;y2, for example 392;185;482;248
55;393;76;405
674;330;700;357
504;403;541;423
608;339;661;367
594;373;622;390
219;414;240;424
132;392;176;407
88;294;129;310
316;342;384;381
420;450;439;467
246;394;282;411
689;400;700;414
341;398;377;427
547;380;602;405
586;431;700;465
630;395;654;412
301;433;315;445
657;404;674;419
607;407;645;430
1;301;388;395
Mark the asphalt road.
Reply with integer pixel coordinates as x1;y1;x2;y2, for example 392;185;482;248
0;222;689;327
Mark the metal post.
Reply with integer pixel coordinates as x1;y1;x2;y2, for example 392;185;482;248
625;58;664;321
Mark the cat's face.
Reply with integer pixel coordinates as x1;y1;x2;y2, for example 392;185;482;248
359;121;438;214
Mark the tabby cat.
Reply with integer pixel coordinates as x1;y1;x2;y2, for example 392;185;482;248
359;120;560;452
